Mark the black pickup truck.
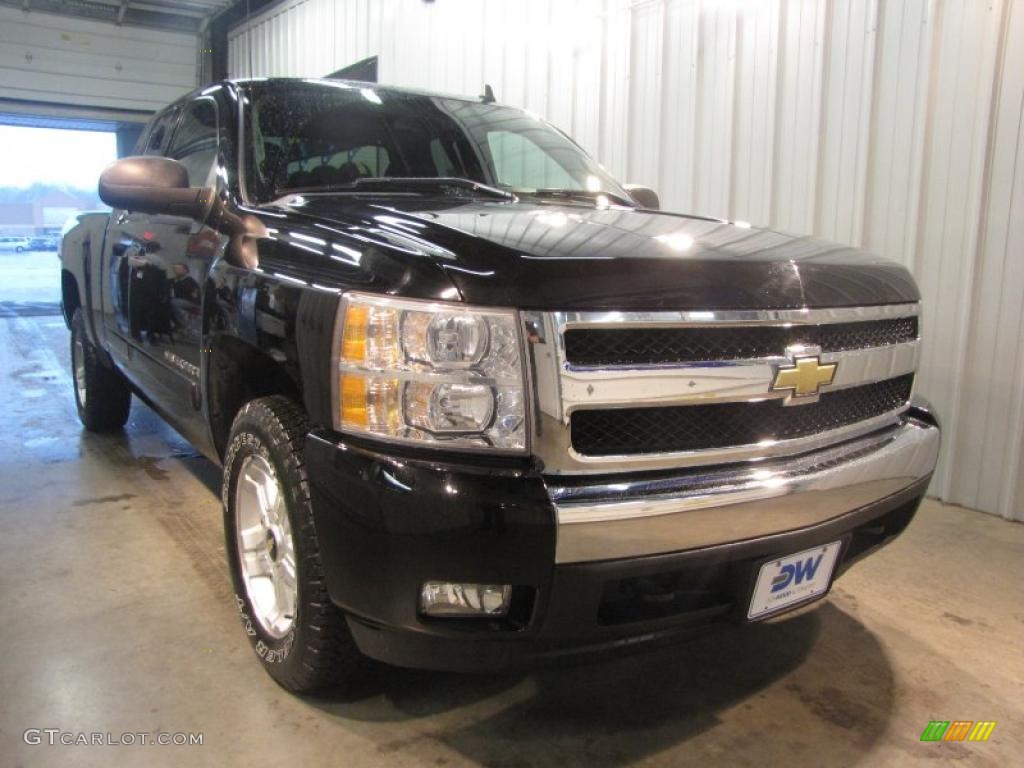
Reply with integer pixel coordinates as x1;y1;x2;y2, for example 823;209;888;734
60;78;940;692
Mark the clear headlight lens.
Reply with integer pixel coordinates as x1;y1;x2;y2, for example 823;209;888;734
333;293;527;452
402;313;489;366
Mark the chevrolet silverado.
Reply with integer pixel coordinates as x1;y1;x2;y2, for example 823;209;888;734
59;78;940;692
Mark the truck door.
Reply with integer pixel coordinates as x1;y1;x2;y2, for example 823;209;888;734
152;96;222;385
114;97;223;448
105;104;180;352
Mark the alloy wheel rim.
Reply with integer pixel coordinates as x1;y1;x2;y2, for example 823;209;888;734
234;454;297;639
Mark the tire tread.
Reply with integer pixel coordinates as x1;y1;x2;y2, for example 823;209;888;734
71;308;131;431
225;396;361;692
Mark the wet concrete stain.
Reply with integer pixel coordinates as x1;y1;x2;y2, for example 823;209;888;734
71;493;138;507
22;436;58;448
135;455;170;482
785;683;875;734
43;455;76;465
376;733;436;755
941;611;974;627
937;614;987;630
913;741;972;760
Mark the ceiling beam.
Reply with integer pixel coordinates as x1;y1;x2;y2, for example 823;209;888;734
84;0;211;19
0;0;219;32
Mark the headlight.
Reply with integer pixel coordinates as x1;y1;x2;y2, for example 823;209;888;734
332;293;527;453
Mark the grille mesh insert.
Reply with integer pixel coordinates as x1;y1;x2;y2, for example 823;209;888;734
564;316;918;366
570;375;914;457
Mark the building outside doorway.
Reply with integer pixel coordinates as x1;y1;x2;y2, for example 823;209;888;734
0;123;117;313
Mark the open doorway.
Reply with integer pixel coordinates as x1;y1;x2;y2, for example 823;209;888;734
0;121;118;316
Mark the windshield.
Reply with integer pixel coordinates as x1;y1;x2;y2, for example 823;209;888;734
243;80;627;204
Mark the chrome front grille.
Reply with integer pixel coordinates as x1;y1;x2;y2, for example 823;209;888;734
570;374;914;456
563;316;918;366
523;303;920;474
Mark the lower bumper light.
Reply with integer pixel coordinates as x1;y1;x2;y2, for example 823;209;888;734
420;582;512;617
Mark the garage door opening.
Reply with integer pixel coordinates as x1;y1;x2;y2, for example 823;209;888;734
0;121;117;316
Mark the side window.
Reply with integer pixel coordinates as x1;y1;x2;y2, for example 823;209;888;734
486;130;575;190
143;106;181;157
430;139;457;176
347;145;390;175
131;125;149;155
166;99;219;187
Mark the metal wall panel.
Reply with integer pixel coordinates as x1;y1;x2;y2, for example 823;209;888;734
0;5;197;112
229;0;1024;521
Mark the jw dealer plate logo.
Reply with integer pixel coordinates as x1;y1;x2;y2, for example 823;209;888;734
747;541;842;620
921;720;996;742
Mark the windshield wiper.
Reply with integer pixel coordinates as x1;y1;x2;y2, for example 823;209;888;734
527;187;636;208
274;177;516;202
352;177;516;200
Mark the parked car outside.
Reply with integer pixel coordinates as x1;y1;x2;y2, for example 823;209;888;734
28;236;59;251
0;236;31;252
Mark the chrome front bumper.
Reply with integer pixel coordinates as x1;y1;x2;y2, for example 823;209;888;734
547;414;940;564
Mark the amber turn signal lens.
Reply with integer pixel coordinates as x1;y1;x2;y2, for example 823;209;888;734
339;373;401;433
341;304;369;362
340;373;369;428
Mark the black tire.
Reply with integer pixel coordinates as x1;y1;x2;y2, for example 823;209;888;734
70;308;131;431
223;396;361;692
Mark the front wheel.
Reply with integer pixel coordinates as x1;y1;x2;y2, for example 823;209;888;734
70;308;131;431
223;396;361;692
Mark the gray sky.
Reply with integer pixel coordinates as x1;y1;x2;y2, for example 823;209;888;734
0;126;117;190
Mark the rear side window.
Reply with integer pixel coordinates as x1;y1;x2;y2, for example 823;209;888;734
429;138;459;176
143;106;181;157
131;127;148;155
167;99;219;187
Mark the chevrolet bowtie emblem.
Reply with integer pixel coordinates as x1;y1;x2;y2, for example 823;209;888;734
771;356;837;400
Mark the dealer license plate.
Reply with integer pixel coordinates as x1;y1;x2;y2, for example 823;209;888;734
747;541;842;620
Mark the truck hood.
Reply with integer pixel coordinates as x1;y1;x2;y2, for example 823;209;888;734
271;195;919;310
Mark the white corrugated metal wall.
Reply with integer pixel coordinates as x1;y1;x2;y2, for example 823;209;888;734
229;0;1024;522
0;5;198;112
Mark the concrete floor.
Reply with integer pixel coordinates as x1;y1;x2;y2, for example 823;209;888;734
1;310;1022;768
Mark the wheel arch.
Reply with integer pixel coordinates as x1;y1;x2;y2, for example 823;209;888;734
61;270;81;330
206;334;303;460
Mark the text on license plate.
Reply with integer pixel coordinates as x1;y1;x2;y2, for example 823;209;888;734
747;541;842;620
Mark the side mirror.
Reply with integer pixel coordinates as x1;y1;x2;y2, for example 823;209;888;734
99;156;208;217
624;184;660;210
